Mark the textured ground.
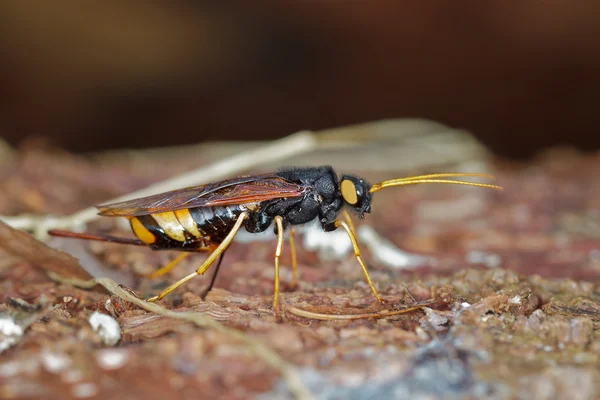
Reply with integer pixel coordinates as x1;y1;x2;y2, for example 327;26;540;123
0;143;599;399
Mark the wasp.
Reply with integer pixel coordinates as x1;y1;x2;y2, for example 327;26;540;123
49;167;501;310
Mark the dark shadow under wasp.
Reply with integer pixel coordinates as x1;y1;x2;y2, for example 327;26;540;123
49;166;502;312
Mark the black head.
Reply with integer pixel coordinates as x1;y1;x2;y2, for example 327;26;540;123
340;175;372;218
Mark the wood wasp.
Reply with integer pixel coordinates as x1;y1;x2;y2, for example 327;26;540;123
50;166;502;310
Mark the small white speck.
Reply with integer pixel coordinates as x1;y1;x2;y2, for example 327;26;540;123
0;315;23;337
41;352;71;373
96;349;129;370
0;314;24;353
461;302;471;308
88;312;121;346
72;382;98;398
509;295;522;305
544;345;553;352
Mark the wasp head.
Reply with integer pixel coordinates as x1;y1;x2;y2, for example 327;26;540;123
340;175;372;218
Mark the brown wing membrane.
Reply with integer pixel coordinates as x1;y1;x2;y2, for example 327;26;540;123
97;174;305;217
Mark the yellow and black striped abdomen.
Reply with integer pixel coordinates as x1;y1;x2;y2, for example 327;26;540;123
129;206;245;250
130;210;204;250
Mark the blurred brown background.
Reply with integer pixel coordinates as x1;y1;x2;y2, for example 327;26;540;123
1;1;599;158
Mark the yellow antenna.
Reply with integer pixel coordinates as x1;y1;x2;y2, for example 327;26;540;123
369;173;503;193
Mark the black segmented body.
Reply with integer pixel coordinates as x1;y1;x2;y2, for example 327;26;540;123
189;205;246;242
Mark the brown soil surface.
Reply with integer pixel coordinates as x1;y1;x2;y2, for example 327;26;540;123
1;146;599;399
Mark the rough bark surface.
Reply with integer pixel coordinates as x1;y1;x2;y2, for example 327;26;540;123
0;146;598;399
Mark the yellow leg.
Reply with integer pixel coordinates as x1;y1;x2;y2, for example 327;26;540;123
334;219;383;303
146;252;191;280
288;227;298;289
342;209;357;236
273;216;285;310
147;212;248;302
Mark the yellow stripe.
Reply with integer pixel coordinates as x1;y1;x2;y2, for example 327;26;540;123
130;217;156;244
152;211;187;242
174;208;202;238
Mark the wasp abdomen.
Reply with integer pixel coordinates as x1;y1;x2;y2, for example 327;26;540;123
188;205;245;242
130;211;197;249
129;206;244;250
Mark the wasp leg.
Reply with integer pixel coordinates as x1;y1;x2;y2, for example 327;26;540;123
342;209;357;236
147;212;247;302
288;227;298;290
272;216;286;311
334;219;384;303
146;252;191;280
146;244;216;280
199;250;227;300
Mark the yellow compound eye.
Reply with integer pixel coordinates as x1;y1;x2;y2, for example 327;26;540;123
341;179;358;205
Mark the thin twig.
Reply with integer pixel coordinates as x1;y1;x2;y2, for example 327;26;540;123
48;272;314;400
285;301;434;321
